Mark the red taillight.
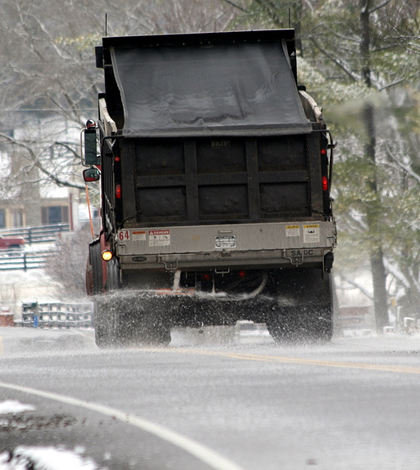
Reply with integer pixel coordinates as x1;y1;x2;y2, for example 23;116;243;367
115;156;121;162
321;148;327;156
115;184;122;199
202;274;212;282
238;270;247;278
322;176;328;191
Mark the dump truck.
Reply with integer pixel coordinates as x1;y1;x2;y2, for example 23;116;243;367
82;29;336;347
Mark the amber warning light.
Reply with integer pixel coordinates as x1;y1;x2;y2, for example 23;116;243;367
101;250;113;262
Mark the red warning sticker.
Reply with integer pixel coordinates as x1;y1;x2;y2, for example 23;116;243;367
149;230;170;247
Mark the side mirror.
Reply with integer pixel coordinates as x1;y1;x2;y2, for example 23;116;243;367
83;167;101;182
82;120;99;166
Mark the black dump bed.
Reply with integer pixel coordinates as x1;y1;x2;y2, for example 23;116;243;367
98;29;311;137
97;30;328;229
119;135;322;225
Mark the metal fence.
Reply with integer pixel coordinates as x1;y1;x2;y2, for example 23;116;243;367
0;249;57;271
16;302;93;328
0;223;69;245
0;223;71;271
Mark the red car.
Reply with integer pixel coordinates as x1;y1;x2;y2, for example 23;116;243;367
0;235;25;250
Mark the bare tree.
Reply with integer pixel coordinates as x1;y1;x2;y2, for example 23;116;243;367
44;227;93;299
0;0;237;195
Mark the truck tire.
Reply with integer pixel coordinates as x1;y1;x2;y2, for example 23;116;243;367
266;269;334;343
133;314;172;345
94;314;113;348
267;304;333;343
95;292;172;347
93;298;117;348
129;295;172;346
93;308;110;348
89;241;103;295
94;259;125;348
94;294;135;348
106;258;121;291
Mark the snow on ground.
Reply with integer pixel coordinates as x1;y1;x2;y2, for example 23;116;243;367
0;401;102;469
22;243;57;253
0;447;101;470
0;400;35;414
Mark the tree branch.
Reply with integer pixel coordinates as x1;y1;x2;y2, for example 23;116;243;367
253;0;283;27
309;36;361;82
336;273;374;301
384;144;420;185
0;132;85;190
369;0;392;14
219;0;248;13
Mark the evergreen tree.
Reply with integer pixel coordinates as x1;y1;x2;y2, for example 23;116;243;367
229;0;420;329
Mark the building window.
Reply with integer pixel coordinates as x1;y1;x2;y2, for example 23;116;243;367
12;209;23;227
0;209;5;229
41;206;69;225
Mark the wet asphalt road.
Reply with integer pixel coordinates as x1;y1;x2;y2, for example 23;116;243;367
1;326;420;470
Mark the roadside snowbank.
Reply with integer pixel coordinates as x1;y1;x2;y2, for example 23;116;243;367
0;446;100;470
0;400;101;470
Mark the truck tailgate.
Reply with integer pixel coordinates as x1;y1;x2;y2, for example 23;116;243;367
116;221;335;270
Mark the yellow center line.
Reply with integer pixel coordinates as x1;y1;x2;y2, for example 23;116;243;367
144;348;420;375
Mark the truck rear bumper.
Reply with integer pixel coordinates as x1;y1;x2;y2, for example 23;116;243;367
116;220;336;271
118;248;331;270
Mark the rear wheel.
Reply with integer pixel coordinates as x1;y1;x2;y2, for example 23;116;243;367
94;293;172;348
266;268;334;343
128;294;172;346
93;296;121;348
94;315;113;348
89;241;103;295
131;312;172;346
267;305;333;343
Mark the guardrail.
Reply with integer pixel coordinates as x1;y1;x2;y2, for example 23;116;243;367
0;223;69;245
15;302;93;328
0;249;57;271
